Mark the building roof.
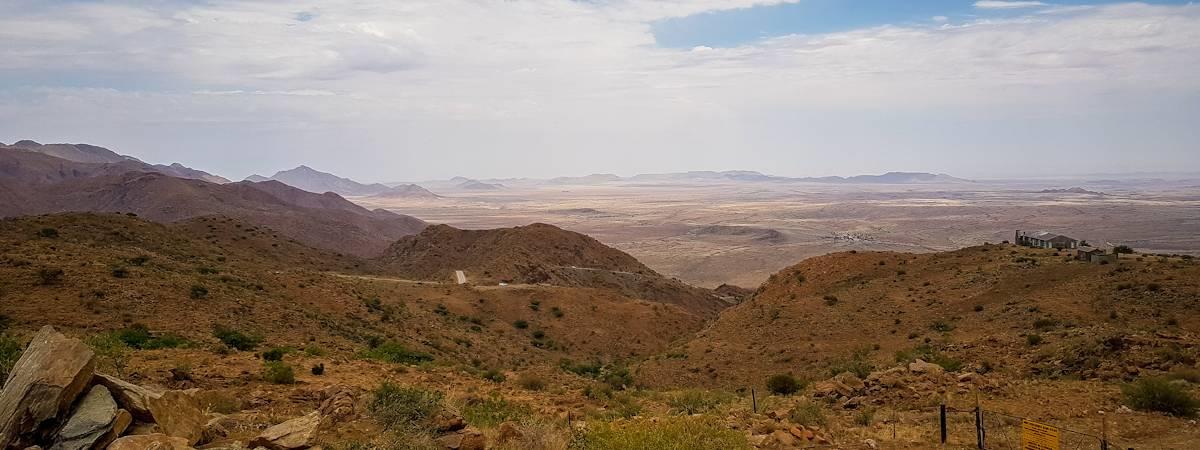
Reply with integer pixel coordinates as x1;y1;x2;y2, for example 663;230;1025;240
1018;230;1076;242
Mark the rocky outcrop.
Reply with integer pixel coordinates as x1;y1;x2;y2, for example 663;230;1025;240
48;385;131;450
107;433;193;450
0;326;96;449
146;391;206;445
93;374;161;421
249;411;321;450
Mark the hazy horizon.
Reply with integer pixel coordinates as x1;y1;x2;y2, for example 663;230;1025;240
3;1;1198;182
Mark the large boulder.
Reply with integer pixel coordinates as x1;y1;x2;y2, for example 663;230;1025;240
146;391;206;445
93;374;162;421
106;433;194;450
248;411;321;450
908;359;945;376
0;326;96;449
48;385;131;450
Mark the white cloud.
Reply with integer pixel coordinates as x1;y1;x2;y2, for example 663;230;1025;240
974;1;1049;10
0;1;1198;179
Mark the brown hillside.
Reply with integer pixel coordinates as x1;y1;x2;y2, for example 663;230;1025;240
638;244;1200;389
0;213;704;371
376;223;730;316
0;149;425;256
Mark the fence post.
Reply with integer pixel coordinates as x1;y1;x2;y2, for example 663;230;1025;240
975;394;985;449
1101;416;1109;450
940;402;948;445
751;388;757;414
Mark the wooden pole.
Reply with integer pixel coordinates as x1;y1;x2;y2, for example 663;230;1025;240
751;388;758;414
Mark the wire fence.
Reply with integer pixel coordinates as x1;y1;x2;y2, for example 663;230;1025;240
940;402;1136;450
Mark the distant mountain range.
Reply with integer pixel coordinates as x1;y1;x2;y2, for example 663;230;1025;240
417;171;970;187
0;145;425;256
3;140;231;184
246;165;439;198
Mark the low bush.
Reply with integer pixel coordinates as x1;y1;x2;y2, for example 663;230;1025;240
212;326;261;351
0;335;22;388
516;373;547;391
766;373;802;396
513;320;529;329
481;369;506;383
358;341;433;365
36;268;64;285
572;416;750;450
461;395;531;427
1123;377;1198;417
827;348;876;378
189;285;209;299
311;363;325;376
369;383;444;431
788;400;828;427
261;347;291;362
262;361;295;384
114;324;190;350
1026;334;1043;346
666;389;734;415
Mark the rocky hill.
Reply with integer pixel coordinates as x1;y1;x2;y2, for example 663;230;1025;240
639;244;1199;389
249;165;438;198
376;223;730;316
0;149;425;256
2;141;230;184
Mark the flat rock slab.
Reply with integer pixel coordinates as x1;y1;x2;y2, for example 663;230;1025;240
249;411;321;450
0;326;96;449
93;374;162;422
147;391;206;446
48;385;129;450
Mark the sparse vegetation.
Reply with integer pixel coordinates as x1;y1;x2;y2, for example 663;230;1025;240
189;284;209;299
36;267;64;285
516;373;547;391
895;344;963;372
788;400;828;427
666;389;734;415
212;326;262;351
262;361;295;384
513;320;529;329
766;373;802;395
461;394;531;427
828;347;876;378
823;295;839;306
114;324;190;350
572;416;750;450
369;383;444;431
0;335;22;388
1026;334;1043;346
359;341;433;365
1123;377;1198;417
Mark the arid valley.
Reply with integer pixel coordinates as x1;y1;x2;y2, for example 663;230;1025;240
356;176;1200;288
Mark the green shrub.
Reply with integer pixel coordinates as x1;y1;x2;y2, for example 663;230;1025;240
573;416;750;450
262;361;295;384
37;228;58;238
461;395;531;427
128;255;150;266
513;320;529;329
189;285;209;299
311;363;325;376
212;326;261;351
113;324;189;350
1113;245;1134;254
111;267;129;278
359;342;433;365
36;268;64;285
666;389;734;415
766;373;802;396
930;320;955;332
854;408;876;426
262;347;291;362
369;383;444;431
516;373;546;391
789;400;828;427
1033;317;1058;330
531;330;546;340
551;307;564;318
828;348;876;378
0;335;22;388
481;369;506;383
85;334;129;376
303;345;325;357
823;295;839;306
1026;334;1043;346
1123;377;1198;417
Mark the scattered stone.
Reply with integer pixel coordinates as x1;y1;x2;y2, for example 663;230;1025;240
94;373;163;421
49;385;130;450
107;433;194;450
788;426;805;440
863;438;879;449
834;372;866;392
148;390;208;445
249;411;321;450
201;414;238;445
432;411;466;433
496;422;522;445
317;385;355;422
771;429;795;447
908;359;944;375
0;326;96;449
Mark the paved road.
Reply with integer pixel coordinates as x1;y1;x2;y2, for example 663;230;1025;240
454;270;467;284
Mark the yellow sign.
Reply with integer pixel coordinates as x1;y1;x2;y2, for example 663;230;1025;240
1021;419;1061;450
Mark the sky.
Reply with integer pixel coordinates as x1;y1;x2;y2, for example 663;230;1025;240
1;0;1198;182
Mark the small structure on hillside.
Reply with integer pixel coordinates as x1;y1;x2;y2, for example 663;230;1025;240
1015;230;1079;249
1076;246;1118;264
